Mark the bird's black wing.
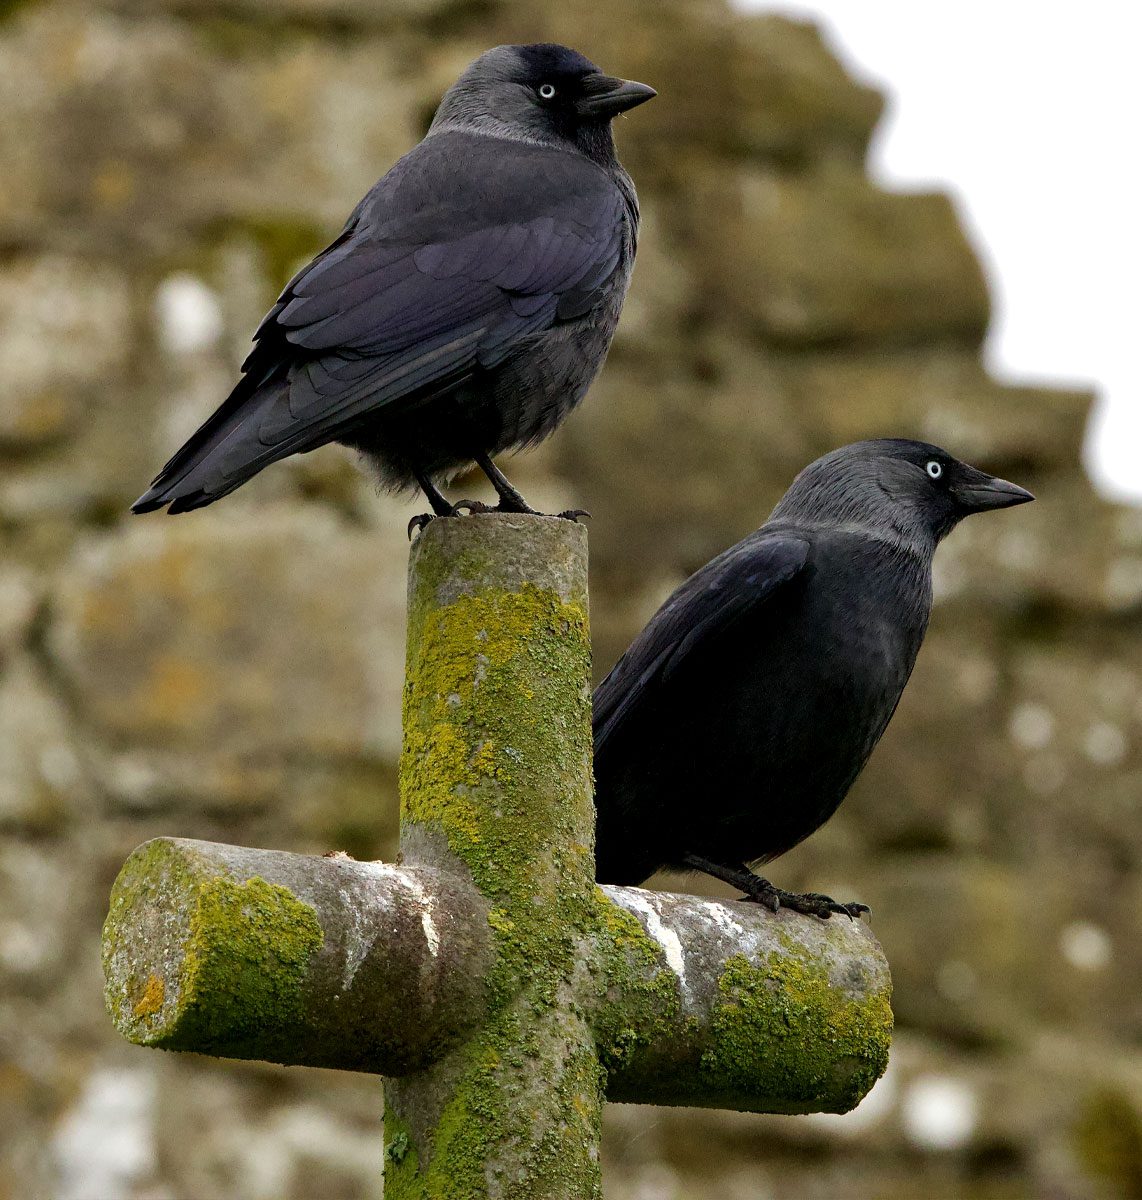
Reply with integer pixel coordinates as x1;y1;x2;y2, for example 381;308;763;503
593;533;811;754
254;132;623;434
134;132;627;510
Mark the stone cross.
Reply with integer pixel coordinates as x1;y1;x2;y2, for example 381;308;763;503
101;515;892;1199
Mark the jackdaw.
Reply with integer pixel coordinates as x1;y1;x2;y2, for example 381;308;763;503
132;44;654;523
592;439;1033;918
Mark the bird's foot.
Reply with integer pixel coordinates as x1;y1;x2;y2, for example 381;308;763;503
452;499;498;516
407;506;463;539
738;877;869;921
453;499;590;523
407;513;432;539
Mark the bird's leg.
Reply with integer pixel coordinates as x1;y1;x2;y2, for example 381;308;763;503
681;853;869;921
475;453;535;513
458;453;588;523
407;471;459;538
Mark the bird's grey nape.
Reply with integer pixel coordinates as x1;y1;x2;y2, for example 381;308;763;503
771;453;937;556
429;46;565;150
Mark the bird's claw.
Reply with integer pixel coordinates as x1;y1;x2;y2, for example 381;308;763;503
407;513;436;539
411;489;588;533
452;499;589;522
738;881;869;922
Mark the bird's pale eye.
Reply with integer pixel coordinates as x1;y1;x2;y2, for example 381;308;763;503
538;83;557;100
926;460;944;480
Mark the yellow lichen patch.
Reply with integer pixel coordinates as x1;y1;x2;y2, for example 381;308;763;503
399;579;592;904
132;974;165;1018
141;654;210;724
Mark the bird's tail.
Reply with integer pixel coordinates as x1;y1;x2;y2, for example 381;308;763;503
132;372;294;515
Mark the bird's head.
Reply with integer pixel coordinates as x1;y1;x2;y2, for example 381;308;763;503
430;44;655;164
773;439;1034;548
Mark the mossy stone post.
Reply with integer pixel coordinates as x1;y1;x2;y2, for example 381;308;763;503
102;513;894;1200
388;514;598;1196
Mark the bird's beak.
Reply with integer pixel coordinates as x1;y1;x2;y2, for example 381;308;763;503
576;74;657;118
953;470;1036;512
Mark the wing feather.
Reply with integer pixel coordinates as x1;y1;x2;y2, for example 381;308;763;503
593;535;811;756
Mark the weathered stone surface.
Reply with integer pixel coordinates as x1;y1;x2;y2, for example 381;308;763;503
114;0;468;21
937;475;1142;614
998;634;1142;874
48;509;408;761
604;1030;1142;1199
103;838;494;1073
0;256;132;448
0;566;39;663
724;171;990;346
0;658;87;831
731;14;885;163
0;839;83;991
850;859;1142;1045
784;349;1093;473
0;9;419;249
559;344;817;577
845;622;1009;857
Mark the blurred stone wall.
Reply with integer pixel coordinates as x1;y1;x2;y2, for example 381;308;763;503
1;1;1139;1197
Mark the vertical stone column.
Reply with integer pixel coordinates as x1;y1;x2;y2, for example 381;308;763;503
386;514;599;1199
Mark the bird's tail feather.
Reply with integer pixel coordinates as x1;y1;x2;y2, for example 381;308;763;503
131;372;295;514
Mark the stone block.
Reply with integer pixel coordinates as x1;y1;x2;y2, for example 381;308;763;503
0;10;419;250
558;344;817;576
783;349;1093;473
724;170;990;346
0;256;132;450
0;658;88;831
937;476;1142;614
48;507;407;762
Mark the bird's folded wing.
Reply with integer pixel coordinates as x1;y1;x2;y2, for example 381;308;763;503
593;534;810;754
234;135;627;454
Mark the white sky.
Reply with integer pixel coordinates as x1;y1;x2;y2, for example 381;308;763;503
736;0;1142;503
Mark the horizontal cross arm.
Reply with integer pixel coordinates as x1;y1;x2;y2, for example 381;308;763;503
595;886;892;1114
102;837;492;1074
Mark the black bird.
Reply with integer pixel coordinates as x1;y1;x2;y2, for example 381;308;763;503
132;45;654;523
593;440;1033;918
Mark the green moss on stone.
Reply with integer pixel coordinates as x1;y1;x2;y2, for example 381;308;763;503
701;941;892;1114
103;838;199;1035
175;874;324;1054
383;1102;421;1192
399;579;592;907
391;541;603;1197
388;520;891;1191
389;1020;604;1200
590;891;686;1075
103;840;323;1057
